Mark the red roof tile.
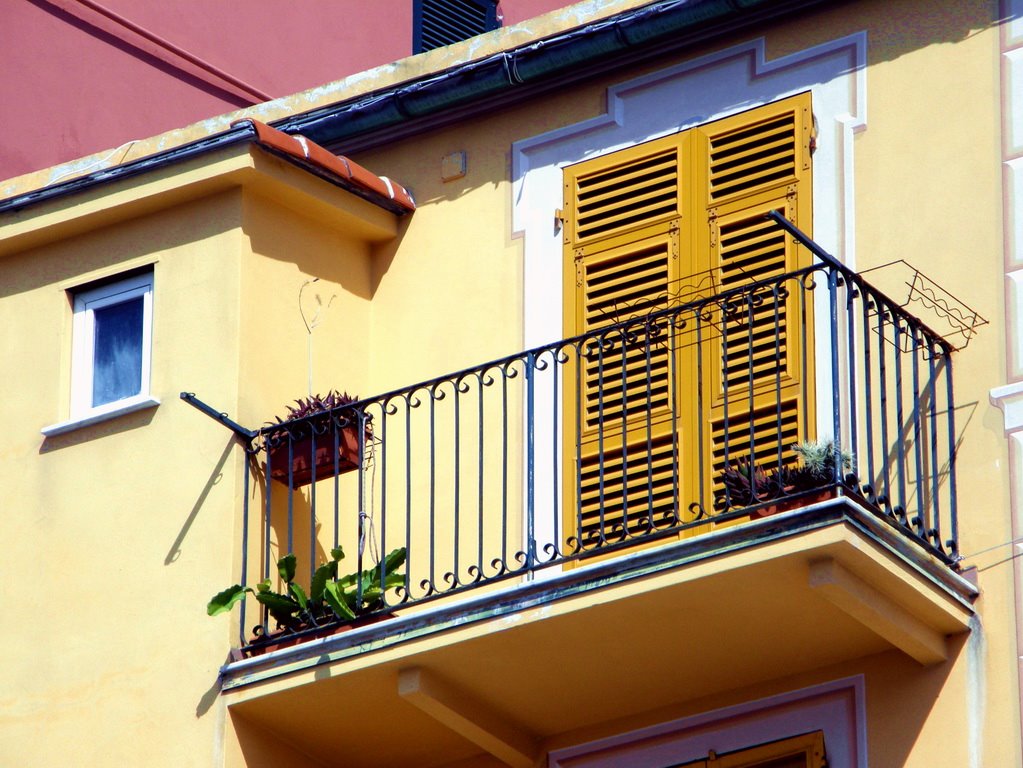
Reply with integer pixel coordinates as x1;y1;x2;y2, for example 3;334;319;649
231;118;415;214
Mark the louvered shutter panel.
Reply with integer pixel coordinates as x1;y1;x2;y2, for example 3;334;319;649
569;229;688;543
413;0;500;53
694;93;815;508
570;147;681;243
562;93;815;545
563;136;692;546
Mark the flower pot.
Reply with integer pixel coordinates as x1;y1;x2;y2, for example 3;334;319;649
268;423;362;487
749;487;835;519
244;612;395;657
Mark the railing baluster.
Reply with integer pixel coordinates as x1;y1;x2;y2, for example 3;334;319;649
501;367;510;568
844;276;859;482
877;306;892;514
943;352;959;557
240;444;251;648
828;265;842;487
910;331;926;537
773;284;784;476
893;320;908;522
453;382;461;586
404;394;413;598
551;351;561;556
574;341;584;553
618;326;629;540
477;372;485;579
927;348;942;549
526;352;536;571
642;320;653;530
861;290;875;500
428;389;437;596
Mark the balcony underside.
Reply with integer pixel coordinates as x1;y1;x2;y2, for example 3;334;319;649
221;497;975;768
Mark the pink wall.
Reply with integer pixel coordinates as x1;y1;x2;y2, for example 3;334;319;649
500;0;577;25
3;0;570;184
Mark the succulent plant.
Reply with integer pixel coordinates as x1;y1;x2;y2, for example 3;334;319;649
789;439;853;487
267;389;371;437
719;458;788;509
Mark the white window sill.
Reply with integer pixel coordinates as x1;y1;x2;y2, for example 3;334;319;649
41;395;161;437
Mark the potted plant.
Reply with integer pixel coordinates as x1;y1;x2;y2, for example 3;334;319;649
718;457;787;511
265;390;371;487
787;439;853;503
717;440;853;519
208;546;406;656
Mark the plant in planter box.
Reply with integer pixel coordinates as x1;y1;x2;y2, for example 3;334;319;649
718;458;789;511
208;546;406;650
265;390;372;487
788;439;854;493
717;441;854;518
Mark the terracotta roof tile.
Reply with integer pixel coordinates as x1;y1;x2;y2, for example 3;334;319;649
231;118;415;214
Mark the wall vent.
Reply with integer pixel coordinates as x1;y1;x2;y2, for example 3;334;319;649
414;0;500;53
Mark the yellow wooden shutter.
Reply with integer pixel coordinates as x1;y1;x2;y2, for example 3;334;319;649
563;135;695;546
562;93;815;547
693;93;815;511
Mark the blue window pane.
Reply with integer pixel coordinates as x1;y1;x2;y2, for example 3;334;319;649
92;297;143;407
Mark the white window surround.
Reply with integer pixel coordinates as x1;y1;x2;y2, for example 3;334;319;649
510;33;867;566
547;676;866;768
42;271;158;437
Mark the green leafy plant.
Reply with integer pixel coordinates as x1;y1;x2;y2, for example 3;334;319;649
207;546;406;630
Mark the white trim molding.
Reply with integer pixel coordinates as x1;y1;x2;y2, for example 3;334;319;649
510;32;867;570
995;1;1023;756
512;32;866;351
548;676;866;768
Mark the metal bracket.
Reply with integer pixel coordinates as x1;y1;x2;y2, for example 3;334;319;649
180;392;257;442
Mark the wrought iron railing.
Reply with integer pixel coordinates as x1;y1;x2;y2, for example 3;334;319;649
186;214;961;651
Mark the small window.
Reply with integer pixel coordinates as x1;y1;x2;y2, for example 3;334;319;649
413;0;501;54
42;270;157;436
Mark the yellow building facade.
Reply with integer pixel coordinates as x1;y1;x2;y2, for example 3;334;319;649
2;0;1021;766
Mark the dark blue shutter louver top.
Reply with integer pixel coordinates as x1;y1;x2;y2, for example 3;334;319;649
414;0;501;53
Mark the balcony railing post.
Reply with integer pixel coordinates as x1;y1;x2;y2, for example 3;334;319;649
240;442;252;648
828;259;843;488
526;351;537;571
944;351;960;558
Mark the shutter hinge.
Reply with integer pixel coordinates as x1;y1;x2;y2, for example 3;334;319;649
708;208;718;249
805;108;816;167
555;208;565;232
669;220;679;259
786;186;799;244
575;256;584;287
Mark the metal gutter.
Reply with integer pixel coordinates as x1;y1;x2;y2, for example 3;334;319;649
0;0;828;215
0;125;253;215
278;0;832;154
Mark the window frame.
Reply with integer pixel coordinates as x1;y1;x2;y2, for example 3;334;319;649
42;270;158;437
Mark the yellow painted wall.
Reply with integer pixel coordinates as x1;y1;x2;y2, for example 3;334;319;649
0;190;247;764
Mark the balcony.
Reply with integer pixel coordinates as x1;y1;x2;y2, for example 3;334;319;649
190;216;978;768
